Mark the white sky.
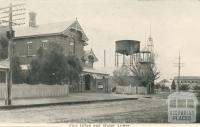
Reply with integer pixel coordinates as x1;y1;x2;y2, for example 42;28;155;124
1;0;200;80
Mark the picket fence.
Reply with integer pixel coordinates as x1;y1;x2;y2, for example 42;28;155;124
0;84;69;99
116;85;147;95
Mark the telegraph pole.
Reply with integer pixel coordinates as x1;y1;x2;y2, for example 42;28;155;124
0;2;26;105
174;52;184;92
7;3;13;105
104;49;106;67
178;53;181;91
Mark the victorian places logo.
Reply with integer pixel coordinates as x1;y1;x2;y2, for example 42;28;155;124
167;92;198;123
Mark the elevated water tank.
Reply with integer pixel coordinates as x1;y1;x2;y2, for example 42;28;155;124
115;40;140;55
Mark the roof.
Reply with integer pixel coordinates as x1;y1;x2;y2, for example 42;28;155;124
18;64;109;76
12;20;89;42
84;49;98;62
174;76;200;80
83;67;109;75
158;79;170;84
14;21;73;37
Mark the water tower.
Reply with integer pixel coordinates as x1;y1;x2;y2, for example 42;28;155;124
115;40;140;67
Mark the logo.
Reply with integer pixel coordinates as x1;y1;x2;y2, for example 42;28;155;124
167;92;198;123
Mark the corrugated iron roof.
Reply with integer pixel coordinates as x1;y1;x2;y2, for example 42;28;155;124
14;20;73;38
11;20;89;42
83;67;109;75
174;76;200;80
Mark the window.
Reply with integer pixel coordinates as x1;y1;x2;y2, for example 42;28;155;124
98;82;103;89
177;99;186;108
170;99;176;108
69;37;75;55
27;41;34;56
187;99;194;108
41;40;48;49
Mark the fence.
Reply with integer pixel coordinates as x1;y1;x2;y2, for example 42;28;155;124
116;85;147;95
0;84;69;99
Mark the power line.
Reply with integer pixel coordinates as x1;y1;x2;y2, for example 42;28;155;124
0;2;26;105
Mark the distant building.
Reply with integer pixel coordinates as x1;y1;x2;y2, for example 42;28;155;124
173;76;200;89
157;79;172;88
0;12;109;92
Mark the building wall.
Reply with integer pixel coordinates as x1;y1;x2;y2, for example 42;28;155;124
70;74;109;93
14;30;85;65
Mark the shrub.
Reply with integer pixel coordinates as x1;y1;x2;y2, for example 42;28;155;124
179;84;190;91
28;42;82;85
12;56;23;84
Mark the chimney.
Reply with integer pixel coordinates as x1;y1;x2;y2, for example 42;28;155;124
29;12;36;27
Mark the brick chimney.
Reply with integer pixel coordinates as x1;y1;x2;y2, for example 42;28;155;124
29;12;36;27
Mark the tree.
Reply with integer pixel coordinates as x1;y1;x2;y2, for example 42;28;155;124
129;53;160;94
40;42;67;85
171;80;176;90
192;85;200;97
113;65;131;86
26;47;45;84
154;83;161;89
193;85;200;90
67;55;82;85
28;42;82;85
0;33;8;59
160;84;170;91
12;56;23;84
179;84;190;91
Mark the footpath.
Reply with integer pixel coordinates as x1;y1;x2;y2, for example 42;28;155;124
0;93;146;109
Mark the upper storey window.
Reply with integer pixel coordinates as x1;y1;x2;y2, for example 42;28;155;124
27;41;34;56
69;36;75;55
41;40;48;49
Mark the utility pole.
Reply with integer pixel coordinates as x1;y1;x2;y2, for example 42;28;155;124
178;53;181;92
104;49;106;67
0;2;26;105
174;52;184;92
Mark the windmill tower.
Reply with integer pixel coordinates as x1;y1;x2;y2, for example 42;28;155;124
133;26;155;94
147;25;154;63
147;25;154;54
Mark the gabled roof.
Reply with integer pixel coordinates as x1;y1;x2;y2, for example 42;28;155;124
13;20;89;42
84;49;98;62
14;21;73;37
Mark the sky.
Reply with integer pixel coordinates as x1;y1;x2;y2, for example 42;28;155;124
1;0;200;80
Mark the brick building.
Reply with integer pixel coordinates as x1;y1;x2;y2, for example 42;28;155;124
14;12;88;65
0;12;109;92
173;76;200;89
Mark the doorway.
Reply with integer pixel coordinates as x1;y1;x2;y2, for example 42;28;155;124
84;74;91;90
